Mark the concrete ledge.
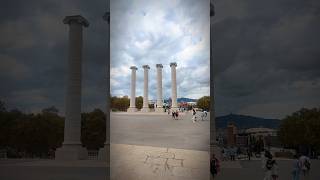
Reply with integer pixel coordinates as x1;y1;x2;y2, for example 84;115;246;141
55;145;88;160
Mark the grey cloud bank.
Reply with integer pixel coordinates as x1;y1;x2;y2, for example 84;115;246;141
0;0;319;119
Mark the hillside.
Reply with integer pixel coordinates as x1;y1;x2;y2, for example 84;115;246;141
216;113;281;129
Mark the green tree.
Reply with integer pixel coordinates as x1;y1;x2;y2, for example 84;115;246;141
278;107;320;153
136;96;143;109
81;109;106;150
196;96;210;111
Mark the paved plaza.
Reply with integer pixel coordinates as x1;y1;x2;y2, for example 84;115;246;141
111;112;210;151
1;112;320;180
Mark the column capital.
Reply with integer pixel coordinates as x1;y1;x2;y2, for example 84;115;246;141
130;66;138;70
156;64;163;68
63;15;89;27
170;62;177;67
142;65;150;69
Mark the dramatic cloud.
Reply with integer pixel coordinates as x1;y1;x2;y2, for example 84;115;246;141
213;0;320;118
110;0;210;100
0;0;319;119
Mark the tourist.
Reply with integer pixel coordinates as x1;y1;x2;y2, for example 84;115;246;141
201;111;205;121
175;110;179;120
172;111;175;119
192;108;196;123
292;154;301;180
271;159;279;180
210;153;220;179
247;148;251;160
263;155;274;180
299;154;311;179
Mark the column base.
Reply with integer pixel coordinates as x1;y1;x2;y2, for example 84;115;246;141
155;107;164;113
140;107;150;112
55;144;88;160
127;107;138;112
98;143;110;162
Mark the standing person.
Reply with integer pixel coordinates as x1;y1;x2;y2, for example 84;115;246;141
264;156;274;180
210;153;220;179
271;159;279;180
292;154;301;180
192;108;197;123
247;148;251;160
299;154;311;179
175;110;179;120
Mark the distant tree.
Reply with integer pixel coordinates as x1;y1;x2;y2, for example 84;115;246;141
81;109;106;150
196;96;210;111
278;108;320;154
42;106;59;114
136;96;143;109
110;96;130;111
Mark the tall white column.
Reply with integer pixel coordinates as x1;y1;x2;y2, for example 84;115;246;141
127;66;138;112
155;64;164;112
55;15;89;160
170;62;178;110
98;4;111;161
141;65;150;112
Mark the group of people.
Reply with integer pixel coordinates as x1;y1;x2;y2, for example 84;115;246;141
262;150;312;180
262;150;279;180
221;146;239;161
211;148;312;180
292;154;311;180
191;108;207;123
171;110;179;120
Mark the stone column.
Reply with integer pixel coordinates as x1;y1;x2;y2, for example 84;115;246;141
55;15;89;160
170;62;178;111
141;65;150;112
98;4;111;162
210;0;220;167
127;66;138;112
155;64;164;112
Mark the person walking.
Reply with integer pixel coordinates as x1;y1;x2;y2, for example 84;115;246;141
175;110;179;120
192;108;196;123
261;150;273;180
299;154;311;180
210;153;220;179
292;154;301;180
264;156;274;180
271;159;279;180
172;111;175;119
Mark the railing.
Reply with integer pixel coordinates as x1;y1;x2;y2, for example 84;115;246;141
0;150;7;159
88;150;99;160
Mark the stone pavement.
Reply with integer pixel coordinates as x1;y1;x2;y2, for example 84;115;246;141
111;112;210;151
111;144;210;180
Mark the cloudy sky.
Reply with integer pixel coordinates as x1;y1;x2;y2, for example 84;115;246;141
110;0;210;100
0;0;319;119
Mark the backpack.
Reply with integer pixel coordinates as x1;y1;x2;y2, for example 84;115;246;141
304;160;311;170
266;159;273;170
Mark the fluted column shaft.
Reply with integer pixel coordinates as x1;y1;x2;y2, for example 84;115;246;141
55;15;89;160
141;65;150;112
170;62;178;109
130;67;137;107
64;17;89;145
156;64;164;112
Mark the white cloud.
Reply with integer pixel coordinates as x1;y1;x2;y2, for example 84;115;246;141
110;0;210;99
